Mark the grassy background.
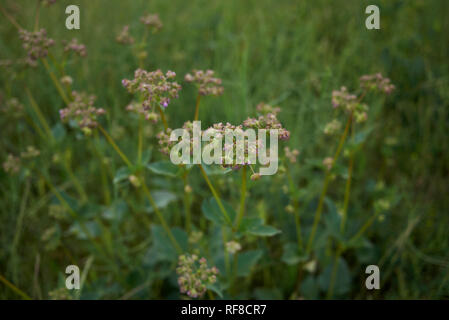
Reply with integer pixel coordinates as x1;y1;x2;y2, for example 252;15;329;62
1;0;448;299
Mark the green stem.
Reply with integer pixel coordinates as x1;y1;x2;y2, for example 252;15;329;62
193;94;201;121
0;274;31;300
305;113;352;255
0;5;22;30
137;116;143;164
25;88;53;139
286;162;302;250
199;164;232;225
41;58;70;105
182;173;192;233
142;182;182;254
156;105;169;131
98;125;132;167
235;166;247;230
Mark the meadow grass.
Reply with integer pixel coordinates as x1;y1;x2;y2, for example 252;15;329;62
0;0;448;299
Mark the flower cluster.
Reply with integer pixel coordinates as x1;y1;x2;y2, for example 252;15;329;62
19;29;55;65
331;87;369;123
21;146;40;158
122;69;181;112
360;73;395;94
331;86;357;109
140;13;163;31
284;147;299;163
256;102;281;116
60;76;73;86
323;119;342;135
226;241;242;254
116;25;135;45
176;254;218;298
0;97;24;118
63;38;87;57
184;70;224;96
125;102;159;122
242;112;290;140
59;91;106;129
2;154;21;175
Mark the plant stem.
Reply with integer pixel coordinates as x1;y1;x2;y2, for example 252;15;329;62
156;105;169;131
235;166;247;230
0;274;31;300
41;58;70;105
0;5;22;30
286;162;302;250
34;0;41;31
25;88;53;139
199;164;232;225
137;115;143;164
141;182;182;254
305;113;352;255
182;172;192;233
194;94;201;121
98;125;132;167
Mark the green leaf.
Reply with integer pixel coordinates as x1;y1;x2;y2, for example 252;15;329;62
201;164;232;176
146;161;181;177
237;250;263;277
113;166;131;184
69;220;102;240
51;123;66;143
281;242;308;265
318;257;351;296
206;283;224;298
102;200;128;221
145;190;177;213
239;217;281;237
150;225;186;262
201;198;236;226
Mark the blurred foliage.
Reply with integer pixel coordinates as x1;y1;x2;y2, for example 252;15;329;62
0;0;448;299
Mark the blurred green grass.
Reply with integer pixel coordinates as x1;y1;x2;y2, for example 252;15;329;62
1;0;449;299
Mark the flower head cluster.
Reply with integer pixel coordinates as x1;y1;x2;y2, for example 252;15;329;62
332;86;357;109
256;102;281;116
140;13;163;31
331;87;369;123
243;112;290;141
122;69;181;112
176;254;219;298
21;146;40;159
59;91;106;129
60;76;73;86
323;119;342;135
125;102;159;122
0;97;24;118
2;154;21;175
226;241;242;254
284;147;299;163
19;29;55;64
63;38;87;57
116;25;135;45
184;70;224;96
360;73;395;94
